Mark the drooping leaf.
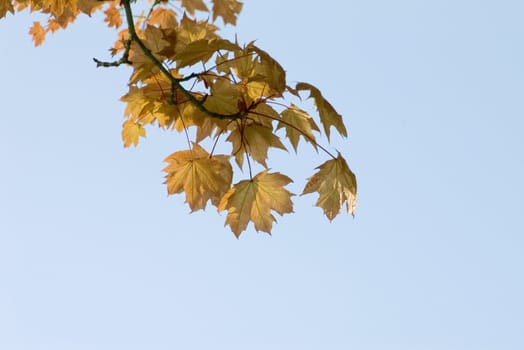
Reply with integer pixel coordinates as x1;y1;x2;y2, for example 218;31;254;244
277;104;320;152
203;78;242;115
0;0;14;19
302;154;357;220
175;38;239;68
77;0;104;16
29;21;46;46
249;45;286;97
212;0;243;25
226;122;287;168
122;120;146;147
179;0;208;15
218;170;293;236
104;2;122;29
296;82;347;140
163;143;233;211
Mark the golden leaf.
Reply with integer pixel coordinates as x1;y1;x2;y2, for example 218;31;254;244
77;0;104;16
120;86;152;120
226;122;287;168
203;79;242;115
29;21;46;46
296;82;347;140
249;45;286;97
163;143;233;211
175;38;239;68
302;154;357;220
122;120;146;147
218;170;293;237
143;25;170;55
179;0;208;15
277;104;320;152
212;0;243;25
149;7;178;29
0;0;14;19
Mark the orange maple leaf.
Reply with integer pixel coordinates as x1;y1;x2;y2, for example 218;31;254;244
29;21;46;46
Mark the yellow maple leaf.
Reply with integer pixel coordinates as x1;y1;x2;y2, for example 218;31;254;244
218;170;293;237
302;154;357;220
277;104;320;152
142;25;170;55
203;78;242;115
212;0;243;25
77;0;104;16
163;143;233;211
122;120;146;147
149;7;178;29
42;0;76;18
296;82;347;140
0;0;14;19
29;21;46;46
226;122;287;168
175;38;239;68
179;0;208;15
120;86;152;120
249;45;286;97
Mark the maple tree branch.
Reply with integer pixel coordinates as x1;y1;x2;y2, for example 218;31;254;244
121;0;246;121
93;38;131;67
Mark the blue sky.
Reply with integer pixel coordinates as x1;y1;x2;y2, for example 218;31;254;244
1;1;523;349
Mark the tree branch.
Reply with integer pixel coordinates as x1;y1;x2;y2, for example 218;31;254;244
120;0;246;120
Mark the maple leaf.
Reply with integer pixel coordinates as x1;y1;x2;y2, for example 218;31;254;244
249;45;286;97
296;82;347;140
104;2;122;29
175;38;239;68
218;170;293;237
203;78;242;114
142;25;170;55
0;0;14;19
29;21;46;46
164;143;233;211
77;0;104;16
302;154;357;220
212;0;243;25
122;120;146;147
179;0;208;15
149;7;178;29
227;122;287;168
277;104;320;152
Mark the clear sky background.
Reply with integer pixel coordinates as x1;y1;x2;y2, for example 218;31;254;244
1;1;523;349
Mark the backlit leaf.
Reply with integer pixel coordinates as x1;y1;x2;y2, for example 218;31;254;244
164;143;233;211
302;154;357;220
29;21;46;46
296;82;347;140
122;120;146;147
277;104;320;152
175;38;239;68
218;170;293;236
179;0;208;15
0;0;14;19
212;0;243;25
227;122;286;168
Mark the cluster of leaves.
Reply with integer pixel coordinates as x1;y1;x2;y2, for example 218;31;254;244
1;0;357;237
